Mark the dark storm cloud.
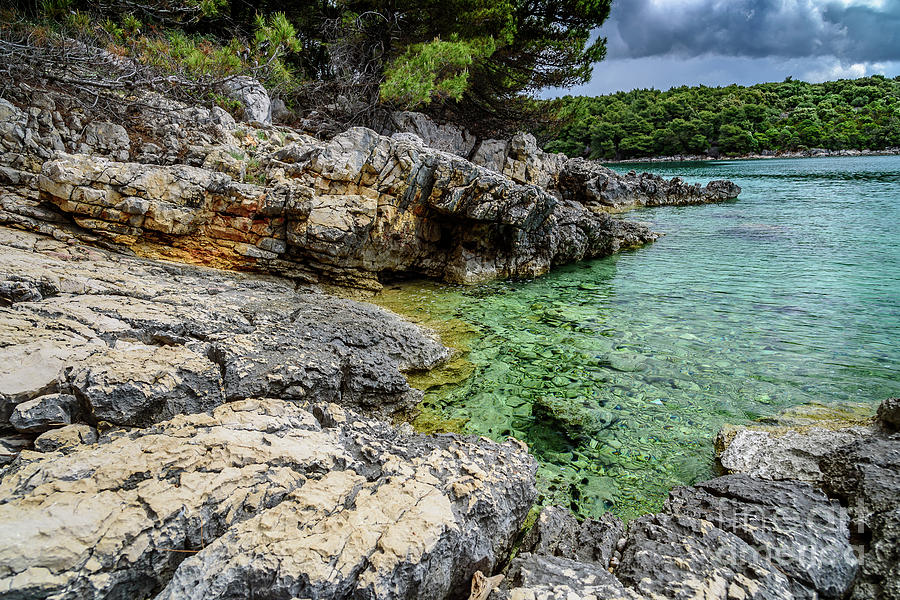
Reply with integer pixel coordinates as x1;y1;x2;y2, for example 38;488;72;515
608;0;900;62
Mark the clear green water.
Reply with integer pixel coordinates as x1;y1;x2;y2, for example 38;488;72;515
378;156;900;521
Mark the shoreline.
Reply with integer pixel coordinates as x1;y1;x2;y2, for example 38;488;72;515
601;147;900;164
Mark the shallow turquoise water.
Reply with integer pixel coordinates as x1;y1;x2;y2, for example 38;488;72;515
380;156;900;520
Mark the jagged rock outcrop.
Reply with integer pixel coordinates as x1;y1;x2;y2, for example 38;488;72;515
0;398;538;600
716;400;900;600
666;475;857;598
519;504;623;568
386;111;477;156
499;472;858;600
500;400;900;600
384;113;742;212
0;89;739;293
821;437;900;600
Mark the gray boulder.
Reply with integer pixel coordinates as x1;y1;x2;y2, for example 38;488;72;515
9;393;79;433
717;425;871;482
519;505;624;568
666;474;857;598
62;344;224;428
616;513;795;599
820;436;900;529
79;121;131;161
221;76;271;124
878;397;900;431
820;436;900;600
0;433;31;466
500;553;640;600
386;111;477;156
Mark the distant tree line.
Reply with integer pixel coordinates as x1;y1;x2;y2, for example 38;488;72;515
541;76;900;160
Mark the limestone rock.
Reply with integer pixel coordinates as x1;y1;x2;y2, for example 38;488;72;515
0;433;31;466
615;513;795;599
500;553;641;600
852;507;900;600
519;505;623;568
717;425;871;482
0;326;101;407
666;474;857;598
0;227;448;423
62;344;224;427
79;122;130;161
0;399;537;600
221;77;272;125
878;397;900;432
387;111;477;156
34;424;98;453
2;87;740;292
9;393;78;433
557;159;740;211
820;436;900;529
820;436;900;600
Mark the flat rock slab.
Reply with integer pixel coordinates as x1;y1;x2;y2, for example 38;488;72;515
63;344;224;427
0;227;449;437
0;399;537;600
717;425;872;482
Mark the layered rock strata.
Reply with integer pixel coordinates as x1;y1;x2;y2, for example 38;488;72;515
0;225;537;599
0;88;738;293
0;226;447;440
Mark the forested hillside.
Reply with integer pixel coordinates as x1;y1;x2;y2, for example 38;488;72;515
542;77;900;160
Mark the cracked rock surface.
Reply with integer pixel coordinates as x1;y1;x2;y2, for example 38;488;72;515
0;226;447;432
0;399;538;600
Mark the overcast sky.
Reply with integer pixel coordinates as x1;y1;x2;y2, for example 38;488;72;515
546;0;900;96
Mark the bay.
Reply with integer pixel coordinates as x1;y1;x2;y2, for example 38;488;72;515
377;155;900;520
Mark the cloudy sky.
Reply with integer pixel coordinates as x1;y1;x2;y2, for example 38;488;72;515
548;0;900;96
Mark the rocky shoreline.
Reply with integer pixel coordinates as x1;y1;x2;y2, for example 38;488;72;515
1;81;896;600
0;87;738;294
604;147;900;164
2;225;897;600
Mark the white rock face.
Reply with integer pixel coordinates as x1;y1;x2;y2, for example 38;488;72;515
0;399;537;600
222;76;272;124
718;426;873;481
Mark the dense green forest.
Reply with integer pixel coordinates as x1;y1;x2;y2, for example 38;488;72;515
542;77;900;160
1;0;611;133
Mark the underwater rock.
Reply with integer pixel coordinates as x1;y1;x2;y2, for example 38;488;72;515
532;395;618;441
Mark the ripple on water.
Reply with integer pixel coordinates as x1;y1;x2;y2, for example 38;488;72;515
376;155;900;521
